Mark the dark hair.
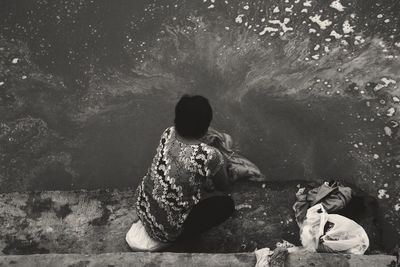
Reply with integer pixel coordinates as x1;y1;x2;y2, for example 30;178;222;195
174;95;212;139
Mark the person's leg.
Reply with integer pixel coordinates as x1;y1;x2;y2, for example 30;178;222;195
179;195;235;240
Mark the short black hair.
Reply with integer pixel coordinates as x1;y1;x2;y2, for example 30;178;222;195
174;95;212;139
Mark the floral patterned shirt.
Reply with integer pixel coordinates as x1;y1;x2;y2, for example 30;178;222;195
135;126;224;242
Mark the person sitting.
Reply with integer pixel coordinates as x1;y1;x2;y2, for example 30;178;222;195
126;95;235;251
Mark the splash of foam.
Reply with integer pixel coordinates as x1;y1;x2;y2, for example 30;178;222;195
309;15;332;30
330;0;345;12
342;20;354;34
374;77;396;91
235;14;245;24
330;30;343;39
259;26;279;36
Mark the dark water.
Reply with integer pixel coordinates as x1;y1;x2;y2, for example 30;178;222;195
0;0;400;238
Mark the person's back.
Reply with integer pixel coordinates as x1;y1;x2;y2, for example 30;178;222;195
127;95;235;251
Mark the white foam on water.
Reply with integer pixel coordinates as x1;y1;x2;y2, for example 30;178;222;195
11;58;19;64
386;107;396;117
330;30;342;39
235;14;245;24
354;36;365;45
311;54;320;60
309;14;332;30
259;26;278;35
342;20;354;34
285;5;294;13
374;77;396;91
378;189;389;199
330;0;345;11
268;18;293;33
303;0;312;7
273;6;280;13
384;126;392;137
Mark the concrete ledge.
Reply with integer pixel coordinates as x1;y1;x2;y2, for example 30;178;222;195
0;181;395;255
0;252;396;267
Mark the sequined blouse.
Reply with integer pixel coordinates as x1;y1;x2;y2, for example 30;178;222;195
135;126;224;242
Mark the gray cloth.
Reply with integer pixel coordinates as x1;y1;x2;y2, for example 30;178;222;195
293;182;353;225
201;128;266;185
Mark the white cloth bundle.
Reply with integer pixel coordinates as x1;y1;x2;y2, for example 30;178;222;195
125;220;169;252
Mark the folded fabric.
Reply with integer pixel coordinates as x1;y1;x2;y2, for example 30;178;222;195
293;181;353;225
201;128;266;184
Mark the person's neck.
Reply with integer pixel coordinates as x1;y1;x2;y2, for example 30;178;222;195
175;132;202;145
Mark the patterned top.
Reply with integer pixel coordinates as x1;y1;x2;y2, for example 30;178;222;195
135;126;224;242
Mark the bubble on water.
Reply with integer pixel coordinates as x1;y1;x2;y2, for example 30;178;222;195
11;58;19;64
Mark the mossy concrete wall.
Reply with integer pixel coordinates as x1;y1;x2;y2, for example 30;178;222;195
0;181;398;256
0;252;397;267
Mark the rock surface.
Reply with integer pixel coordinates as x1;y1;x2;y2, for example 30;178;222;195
0;181;398;255
1;0;400;248
0;251;396;267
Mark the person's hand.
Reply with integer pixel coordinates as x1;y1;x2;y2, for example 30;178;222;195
296;187;306;197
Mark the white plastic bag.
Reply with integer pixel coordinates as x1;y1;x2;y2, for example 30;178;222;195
300;204;369;254
125;220;169;252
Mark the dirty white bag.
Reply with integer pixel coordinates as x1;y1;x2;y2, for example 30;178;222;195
255;247;273;267
300;204;369;254
125;220;169;252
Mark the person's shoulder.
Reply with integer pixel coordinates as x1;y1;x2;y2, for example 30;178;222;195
161;126;174;138
199;143;224;167
200;143;220;155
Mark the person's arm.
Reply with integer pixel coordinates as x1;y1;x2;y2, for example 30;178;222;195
210;154;231;191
